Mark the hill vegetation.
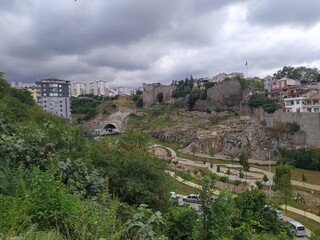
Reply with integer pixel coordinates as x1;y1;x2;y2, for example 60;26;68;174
0;73;299;239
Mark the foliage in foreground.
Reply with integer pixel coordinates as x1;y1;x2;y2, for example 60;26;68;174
0;73;294;239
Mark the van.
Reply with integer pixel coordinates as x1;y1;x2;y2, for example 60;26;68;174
288;220;306;237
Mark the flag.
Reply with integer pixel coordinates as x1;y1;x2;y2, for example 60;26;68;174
245;61;248;66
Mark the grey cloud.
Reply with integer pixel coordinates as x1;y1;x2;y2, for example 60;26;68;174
247;0;320;27
0;0;319;89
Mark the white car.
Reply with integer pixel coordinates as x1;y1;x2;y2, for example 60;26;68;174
275;209;283;219
170;192;180;199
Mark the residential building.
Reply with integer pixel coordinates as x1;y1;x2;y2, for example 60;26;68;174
9;81;37;102
212;72;244;82
86;79;109;96
283;89;318;113
303;93;320;113
268;77;301;92
36;78;71;122
71;81;86;97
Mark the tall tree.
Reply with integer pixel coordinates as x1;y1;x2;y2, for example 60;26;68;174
239;152;250;172
274;164;292;209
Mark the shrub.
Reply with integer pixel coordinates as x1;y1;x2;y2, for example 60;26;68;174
255;180;264;189
248;95;281;113
220;176;228;182
25;168;76;231
287;122;300;133
234;179;242;186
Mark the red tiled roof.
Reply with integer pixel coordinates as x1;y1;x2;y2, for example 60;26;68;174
308;93;320;100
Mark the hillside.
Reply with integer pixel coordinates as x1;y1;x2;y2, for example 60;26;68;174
1;73;313;239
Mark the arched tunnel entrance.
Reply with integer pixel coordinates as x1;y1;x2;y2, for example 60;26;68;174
104;123;118;134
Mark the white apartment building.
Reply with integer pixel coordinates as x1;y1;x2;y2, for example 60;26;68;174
70;79;109;97
303;93;320;112
71;81;86;97
283;89;319;113
86;79;109;96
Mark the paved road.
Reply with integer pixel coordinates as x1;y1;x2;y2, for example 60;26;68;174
283;215;311;239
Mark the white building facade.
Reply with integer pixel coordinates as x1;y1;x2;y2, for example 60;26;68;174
283;89;319;113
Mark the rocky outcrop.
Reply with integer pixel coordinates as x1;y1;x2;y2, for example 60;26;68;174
207;79;242;108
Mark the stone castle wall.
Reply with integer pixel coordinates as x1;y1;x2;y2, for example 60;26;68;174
253;108;320;147
207;79;242;107
142;83;177;107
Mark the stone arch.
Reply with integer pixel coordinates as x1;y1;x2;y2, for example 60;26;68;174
101;122;119;135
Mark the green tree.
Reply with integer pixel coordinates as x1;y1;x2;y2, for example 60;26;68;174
274;66;320;83
263;174;269;183
93;131;169;210
302;173;307;184
165;206;198;240
274;164;292;209
136;98;143;108
198;171;217;240
187;92;200;111
239;152;250;172
235;188;288;235
208;191;235;239
208;146;215;158
157;92;164;103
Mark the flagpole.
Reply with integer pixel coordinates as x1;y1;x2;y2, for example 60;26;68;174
246;61;249;79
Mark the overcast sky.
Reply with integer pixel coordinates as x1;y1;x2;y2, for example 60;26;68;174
1;0;320;88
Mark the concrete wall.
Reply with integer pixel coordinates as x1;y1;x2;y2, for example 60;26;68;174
254;108;320;147
142;83;177;107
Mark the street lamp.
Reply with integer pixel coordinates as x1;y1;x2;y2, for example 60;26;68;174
264;148;272;199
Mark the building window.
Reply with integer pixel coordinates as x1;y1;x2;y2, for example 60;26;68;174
296;100;300;104
291;101;294;105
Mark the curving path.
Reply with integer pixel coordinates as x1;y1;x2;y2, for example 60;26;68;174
154;145;320;191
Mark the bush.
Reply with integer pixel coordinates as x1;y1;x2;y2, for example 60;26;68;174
255;180;264;189
287;122;300;133
25;168;76;231
135;98;143;108
279;148;320;171
248;95;281;113
220;176;228;182
234;179;242;186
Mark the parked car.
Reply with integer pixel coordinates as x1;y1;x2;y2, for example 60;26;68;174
183;194;201;204
288;220;306;237
275;209;283;219
170;191;180;199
